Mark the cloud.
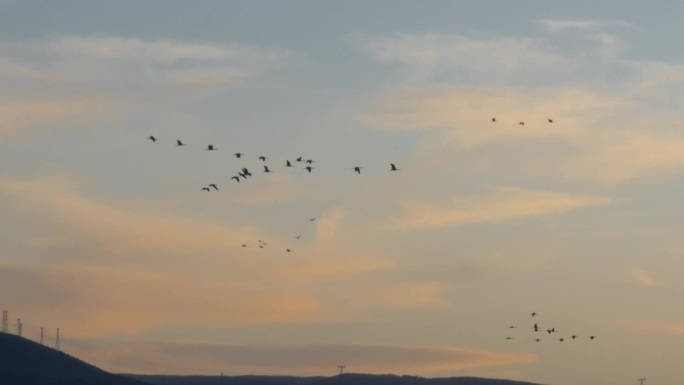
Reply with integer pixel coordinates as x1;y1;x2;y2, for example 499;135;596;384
0;36;293;139
626;269;666;288
394;188;612;230
629;321;684;336
540;19;634;33
68;341;537;376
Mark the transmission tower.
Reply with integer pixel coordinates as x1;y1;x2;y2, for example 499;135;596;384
638;379;646;385
17;318;22;337
55;328;60;351
40;327;44;345
337;365;346;375
1;311;7;333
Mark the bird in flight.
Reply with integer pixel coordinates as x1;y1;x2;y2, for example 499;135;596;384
207;145;216;151
148;136;157;142
491;117;496;122
589;336;596;340
559;338;564;342
505;337;513;340
304;166;314;173
309;217;316;221
519;121;525;126
531;312;537;317
176;140;185;146
306;159;315;164
231;176;240;182
295;235;301;239
285;160;294;167
241;168;252;177
296;156;303;162
201;187;210;192
263;165;272;173
571;335;577;340
241;244;246;248
286;248;291;252
234;153;243;158
534;323;538;332
209;184;218;191
535;338;541;342
390;163;400;171
508;326;516;329
258;156;268;161
354;166;362;174
548;118;554;123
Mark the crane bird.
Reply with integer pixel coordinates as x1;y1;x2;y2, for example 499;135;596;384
390;163;400;171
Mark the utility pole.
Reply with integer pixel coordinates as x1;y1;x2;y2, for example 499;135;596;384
638;378;646;385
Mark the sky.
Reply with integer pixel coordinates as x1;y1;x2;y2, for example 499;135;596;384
1;1;684;384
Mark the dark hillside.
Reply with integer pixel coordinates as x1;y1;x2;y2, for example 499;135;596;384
0;332;148;385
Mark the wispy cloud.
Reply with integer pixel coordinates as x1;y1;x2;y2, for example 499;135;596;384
69;341;537;376
394;188;612;230
626;269;667;288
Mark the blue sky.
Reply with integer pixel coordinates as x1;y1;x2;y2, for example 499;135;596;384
2;1;684;384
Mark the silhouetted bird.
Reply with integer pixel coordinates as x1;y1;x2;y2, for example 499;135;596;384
286;248;291;252
559;338;564;342
491;117;496;122
259;245;264;249
354;167;362;174
548;118;554;123
148;136;157;142
505;337;512;340
509;326;516;329
232;176;240;182
263;165;272;173
306;159;314;164
535;338;541;342
547;329;553;334
295;235;301;239
534;323;538;332
207;145;216;151
209;184;218;190
305;166;314;173
176;140;185;146
390;163;400;171
531;312;537;317
296;156;303;162
258;156;268;161
285;160;294;167
589;336;596;340
234;153;243;158
309;218;316;221
242;244;246;248
241;168;252;177
519;121;525;126
571;335;577;340
201;187;210;192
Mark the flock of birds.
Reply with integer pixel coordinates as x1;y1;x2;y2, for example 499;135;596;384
148;117;601;347
146;134;403;254
505;312;597;344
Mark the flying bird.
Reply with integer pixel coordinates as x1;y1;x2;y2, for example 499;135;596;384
548;118;554;123
148;136;157;142
201;187;210;192
207;145;216;151
241;168;252;177
234;153;243;158
353;166;362;174
534;323;539;332
209;184;218;190
508;326;516;329
296;156;303;162
176;140;185;146
306;159;315;164
295;235;301;239
531;312;537;317
304;166;314;173
589;336;596;340
263;165;272;173
389;163;400;171
559;338;564;342
491;117;496;122
519;121;525;126
285;160;294;167
286;248;291;252
231;176;240;182
571;335;577;340
241;244;246;248
258;156;268;161
535;338;541;342
505;337;512;340
309;218;316;221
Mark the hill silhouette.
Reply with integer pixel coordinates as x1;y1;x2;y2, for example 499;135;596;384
128;373;542;385
0;332;148;385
